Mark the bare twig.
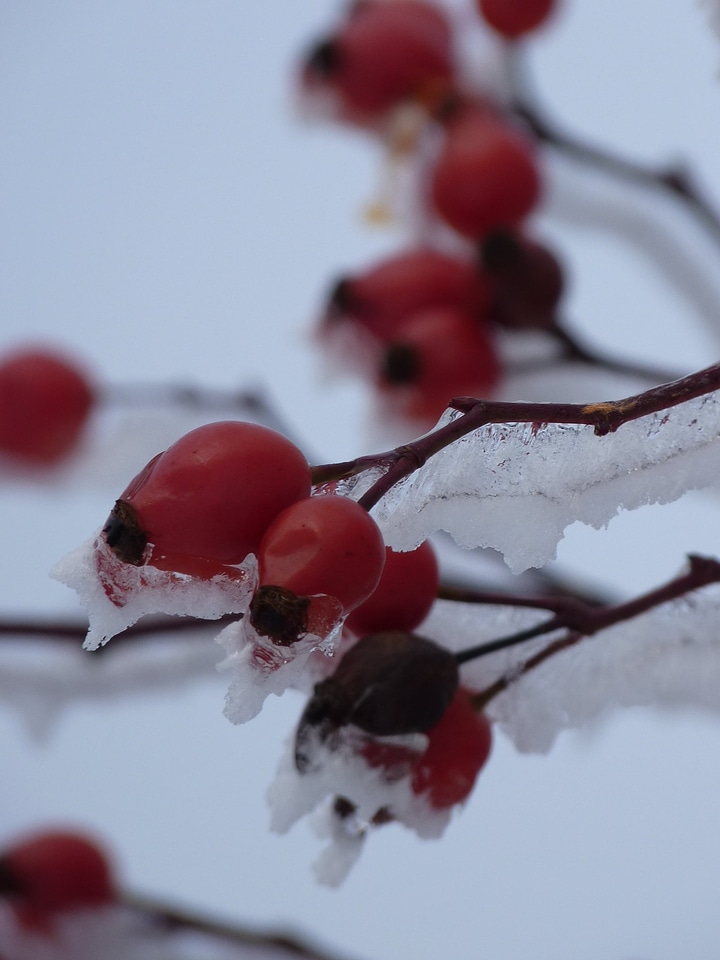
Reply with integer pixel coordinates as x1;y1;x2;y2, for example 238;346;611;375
122;891;364;960
0;614;238;647
547;321;684;386
101;382;307;450
513;98;720;247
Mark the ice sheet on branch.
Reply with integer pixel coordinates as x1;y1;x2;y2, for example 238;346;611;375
421;587;720;753
267;731;452;888
361;392;720;572
0;904;318;959
0;632;220;739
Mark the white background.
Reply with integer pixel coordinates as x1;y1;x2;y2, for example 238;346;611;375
2;2;720;958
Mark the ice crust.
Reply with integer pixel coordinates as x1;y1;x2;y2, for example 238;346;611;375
51;533;347;725
267;730;452;887
359;391;720;572
51;534;256;650
253;579;720;875
217;604;344;725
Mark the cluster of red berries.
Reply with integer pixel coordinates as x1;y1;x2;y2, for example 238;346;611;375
305;526;494;814
320;230;565;423
303;0;563;423
0;830;114;932
98;415;492;813
101;419;439;642
102;419;391;644
0;346;94;467
297;628;492;815
302;0;556;127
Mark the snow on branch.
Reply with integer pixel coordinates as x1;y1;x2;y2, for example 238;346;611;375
322;364;720;572
420;560;720;753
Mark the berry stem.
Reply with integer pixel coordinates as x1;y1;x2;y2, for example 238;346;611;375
513;96;720;248
547;321;685;386
102;382;307;448
437;582;596;615
0;614;239;647
455;617;564;663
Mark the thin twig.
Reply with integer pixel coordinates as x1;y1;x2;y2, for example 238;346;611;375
437;583;587;616
122;891;364;960
513;98;720;247
465;554;720;707
0;614;238;647
101;382;309;451
548;321;684;386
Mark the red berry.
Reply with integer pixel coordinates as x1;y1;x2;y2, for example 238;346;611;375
360;737;419;781
103;421;311;568
302;0;455;122
258;495;386;614
482;229;565;329
431;108;541;238
295;632;459;771
359;688;492;809
0;831;115;918
379;307;501;422
477;0;556;39
325;247;491;340
0;347;94;465
411;689;492;808
345;541;439;636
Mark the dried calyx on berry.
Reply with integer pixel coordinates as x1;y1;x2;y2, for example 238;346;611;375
103;499;148;566
294;631;459;772
378;306;501;423
304;37;342;79
382;342;421;384
324;276;358;322
249;585;311;646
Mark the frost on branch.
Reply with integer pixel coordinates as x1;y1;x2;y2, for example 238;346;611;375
422;583;720;753
361;390;720;572
0;633;219;740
